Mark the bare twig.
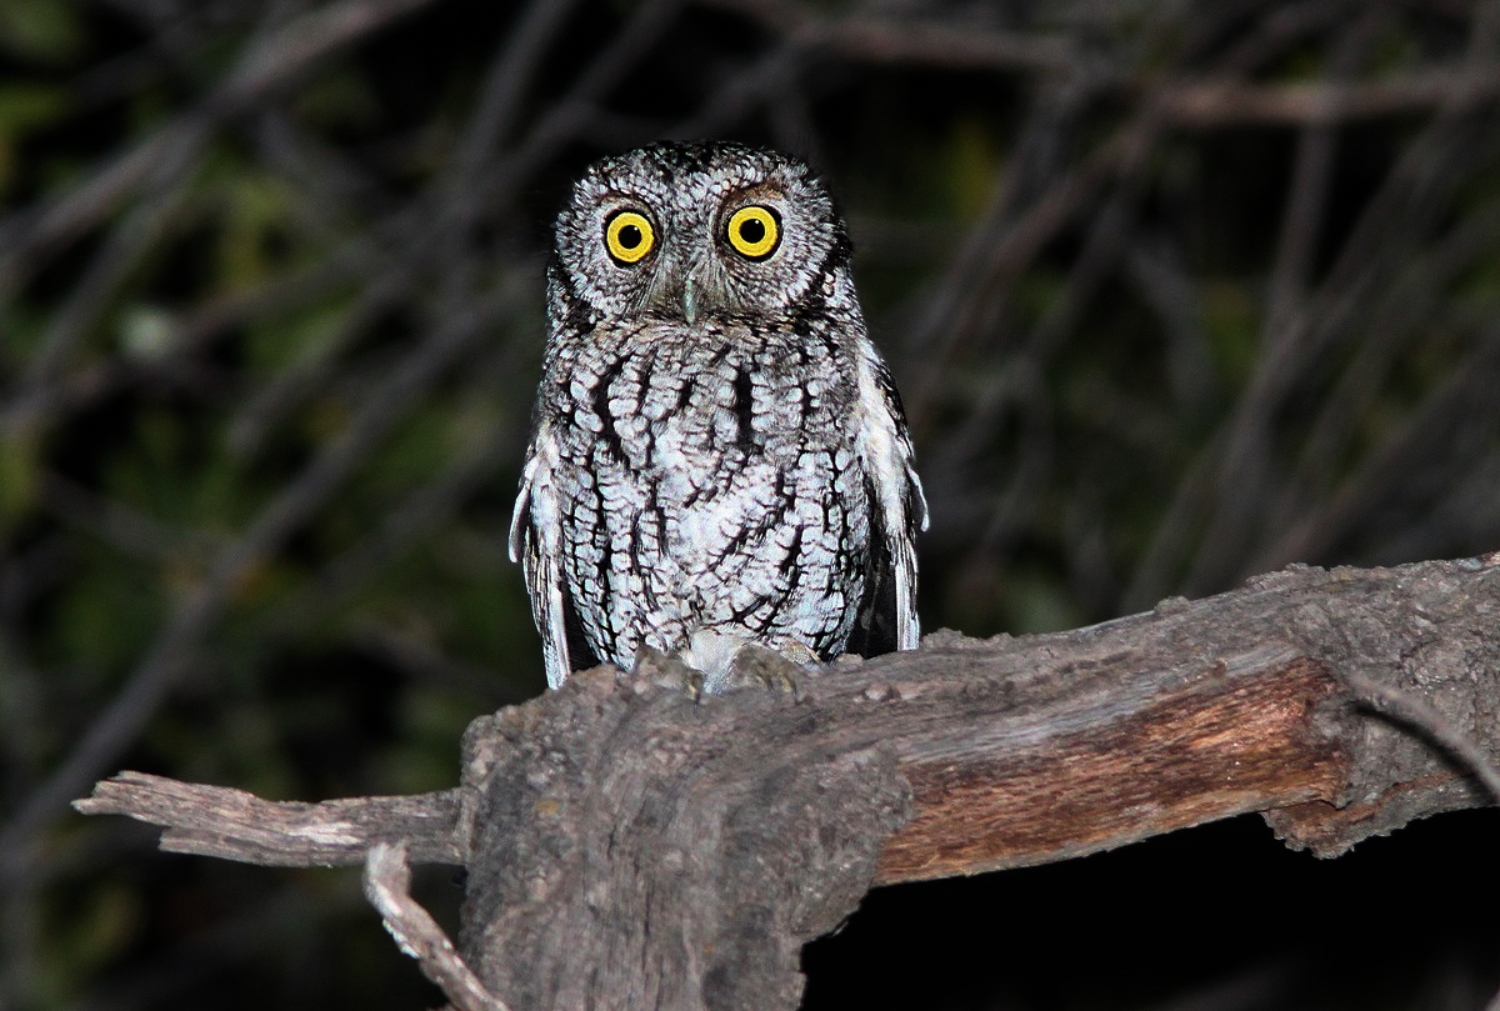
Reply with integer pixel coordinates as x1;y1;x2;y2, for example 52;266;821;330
223;259;431;458
0;0;439;296
446;0;585;185
806;16;1077;74
902;78;1104;421
222;0;439;104
1273;193;1500;527
1262;11;1378;341
1183;74;1500;594
704;1;1500;126
264;392;525;636
39;473;222;563
364;842;511;1011
0;246;371;437
16;135;202;394
0;286;513;882
1157;65;1500;127
1342;671;1500;805
1172;15;1379;597
694;0;1080;73
1253;330;1500;571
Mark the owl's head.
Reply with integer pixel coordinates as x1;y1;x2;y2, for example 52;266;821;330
550;142;851;324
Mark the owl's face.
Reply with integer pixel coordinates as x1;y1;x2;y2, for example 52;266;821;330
551;142;849;324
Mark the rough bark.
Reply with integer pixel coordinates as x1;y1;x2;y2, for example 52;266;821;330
77;772;462;865
76;556;1500;1011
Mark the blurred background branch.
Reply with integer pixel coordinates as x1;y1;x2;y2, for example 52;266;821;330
3;0;1500;1008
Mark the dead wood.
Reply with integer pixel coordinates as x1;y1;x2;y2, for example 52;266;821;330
76;772;462;866
363;842;511;1011
76;555;1500;1011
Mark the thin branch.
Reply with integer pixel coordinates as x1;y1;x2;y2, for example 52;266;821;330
0;0;439;297
1261;10;1377;341
223;260;430;459
0;285;513;883
264;394;524;637
695;0;1080;73
16;136;202;394
39;473;222;564
668;41;806;141
1268;193;1500;542
704;1;1500;126
806;16;1078;74
1183;89;1497;594
902;78;1109;423
1254;330;1500;571
1156;65;1500;127
364;842;511;1011
446;0;586;186
0;247;370;438
221;0;439;105
1342;671;1500;805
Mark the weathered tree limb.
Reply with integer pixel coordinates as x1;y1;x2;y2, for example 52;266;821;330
75;556;1500;1011
363;842;510;1011
75;772;462;866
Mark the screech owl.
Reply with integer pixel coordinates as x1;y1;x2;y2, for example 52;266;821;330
510;141;927;692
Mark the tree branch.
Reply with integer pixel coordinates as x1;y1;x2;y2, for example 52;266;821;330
75;555;1500;1011
75;773;462;866
1157;66;1500;127
363;842;510;1011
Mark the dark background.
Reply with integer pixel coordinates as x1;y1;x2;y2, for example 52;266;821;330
3;0;1500;1008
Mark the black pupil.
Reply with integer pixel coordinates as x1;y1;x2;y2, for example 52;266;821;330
738;218;766;244
618;223;642;249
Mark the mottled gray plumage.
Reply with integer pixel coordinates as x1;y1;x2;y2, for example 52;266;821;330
511;141;926;690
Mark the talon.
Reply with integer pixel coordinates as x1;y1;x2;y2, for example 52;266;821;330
632;646;703;701
725;643;810;700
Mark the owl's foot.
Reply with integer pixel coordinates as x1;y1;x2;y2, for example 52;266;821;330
635;636;817;700
722;642;812;700
631;645;704;702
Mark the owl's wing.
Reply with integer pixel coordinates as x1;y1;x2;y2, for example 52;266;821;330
509;422;596;688
848;348;928;656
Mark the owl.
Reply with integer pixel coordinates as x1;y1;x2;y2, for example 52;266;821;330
510;141;926;692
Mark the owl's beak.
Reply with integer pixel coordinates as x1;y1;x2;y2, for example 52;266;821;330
653;258;724;325
682;274;699;326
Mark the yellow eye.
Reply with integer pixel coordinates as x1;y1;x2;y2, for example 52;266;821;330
726;205;781;260
604;210;655;264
